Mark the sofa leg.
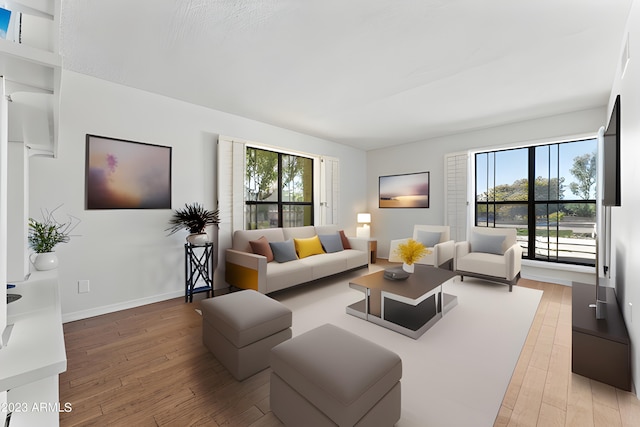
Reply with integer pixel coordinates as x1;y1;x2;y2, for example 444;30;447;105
460;275;464;282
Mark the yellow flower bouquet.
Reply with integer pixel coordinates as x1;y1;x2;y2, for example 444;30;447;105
394;238;432;272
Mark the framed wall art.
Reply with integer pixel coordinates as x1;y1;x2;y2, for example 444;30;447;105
379;171;429;208
85;134;172;209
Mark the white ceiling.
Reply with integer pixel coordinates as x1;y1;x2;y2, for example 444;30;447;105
60;0;633;151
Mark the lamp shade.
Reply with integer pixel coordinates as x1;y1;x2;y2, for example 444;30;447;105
357;213;371;224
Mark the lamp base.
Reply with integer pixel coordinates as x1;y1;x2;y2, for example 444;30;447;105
356;226;370;238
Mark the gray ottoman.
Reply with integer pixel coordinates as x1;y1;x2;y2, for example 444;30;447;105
201;290;292;381
270;323;402;427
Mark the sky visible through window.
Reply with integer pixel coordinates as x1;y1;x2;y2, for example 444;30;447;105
479;139;597;199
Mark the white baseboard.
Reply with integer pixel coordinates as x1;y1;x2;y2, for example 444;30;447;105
62;290;184;323
521;261;595;287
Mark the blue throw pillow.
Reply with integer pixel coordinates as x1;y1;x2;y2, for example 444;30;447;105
415;230;442;248
269;240;299;263
318;233;344;253
470;233;505;255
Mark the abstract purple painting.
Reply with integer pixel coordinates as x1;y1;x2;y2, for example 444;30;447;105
85;135;172;209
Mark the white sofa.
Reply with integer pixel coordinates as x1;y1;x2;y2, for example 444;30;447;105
225;225;369;294
454;227;523;292
388;225;455;269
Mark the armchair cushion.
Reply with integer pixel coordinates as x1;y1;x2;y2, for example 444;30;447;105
470;233;506;255
416;230;442;248
270;240;299;263
389;225;454;268
454;227;522;290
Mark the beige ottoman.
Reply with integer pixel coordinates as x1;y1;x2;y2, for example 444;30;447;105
201;290;292;381
270;323;402;427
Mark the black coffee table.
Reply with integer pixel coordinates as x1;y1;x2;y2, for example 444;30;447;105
346;265;458;339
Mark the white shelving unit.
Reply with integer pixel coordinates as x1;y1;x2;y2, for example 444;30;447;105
2;0;61;157
1;2;64;426
1;0;60;282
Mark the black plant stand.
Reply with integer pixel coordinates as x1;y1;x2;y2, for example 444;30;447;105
184;242;213;302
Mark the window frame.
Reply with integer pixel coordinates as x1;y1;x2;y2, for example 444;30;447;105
474;138;597;266
245;146;314;229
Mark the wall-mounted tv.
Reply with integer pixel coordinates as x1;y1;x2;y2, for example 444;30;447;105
603;95;621;207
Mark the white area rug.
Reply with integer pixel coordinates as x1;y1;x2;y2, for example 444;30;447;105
271;267;542;427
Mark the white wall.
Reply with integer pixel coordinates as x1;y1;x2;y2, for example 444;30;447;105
607;0;640;397
367;107;605;261
28;71;366;321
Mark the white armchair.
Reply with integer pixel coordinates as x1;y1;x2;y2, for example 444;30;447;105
454;227;522;291
389;225;455;269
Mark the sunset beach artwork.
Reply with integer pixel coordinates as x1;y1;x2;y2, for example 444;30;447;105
379;171;429;208
85;135;172;209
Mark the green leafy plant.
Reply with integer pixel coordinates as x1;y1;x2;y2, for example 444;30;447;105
28;207;79;253
166;202;220;235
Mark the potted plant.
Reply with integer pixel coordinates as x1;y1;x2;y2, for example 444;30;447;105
28;207;79;271
167;202;220;245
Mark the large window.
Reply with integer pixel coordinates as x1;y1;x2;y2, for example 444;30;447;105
245;147;313;229
475;138;597;266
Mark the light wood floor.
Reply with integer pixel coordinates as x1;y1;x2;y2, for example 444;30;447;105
59;268;640;426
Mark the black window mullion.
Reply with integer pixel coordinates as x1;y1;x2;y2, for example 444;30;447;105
491;152;495;227
527;147;536;259
474;140;597;267
277;154;283;227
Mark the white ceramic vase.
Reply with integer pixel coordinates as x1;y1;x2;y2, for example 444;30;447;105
186;233;209;246
402;262;414;273
30;252;59;271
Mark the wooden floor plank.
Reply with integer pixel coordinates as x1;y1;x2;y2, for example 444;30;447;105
509;365;546;426
537;402;566;427
542;343;570;411
57;267;639;427
565;374;595;427
617;388;640;427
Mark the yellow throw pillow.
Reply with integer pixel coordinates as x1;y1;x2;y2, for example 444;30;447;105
294;235;326;259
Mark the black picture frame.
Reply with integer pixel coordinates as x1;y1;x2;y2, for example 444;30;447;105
85;134;172;209
379;171;430;208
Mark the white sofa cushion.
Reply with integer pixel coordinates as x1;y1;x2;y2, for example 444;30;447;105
313;225;340;235
233;228;286;252
343;249;369;270
283;226;316;240
299;252;348;280
267;261;315;293
456;252;508;279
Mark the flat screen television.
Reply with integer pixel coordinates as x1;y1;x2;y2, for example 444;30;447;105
603;95;621;206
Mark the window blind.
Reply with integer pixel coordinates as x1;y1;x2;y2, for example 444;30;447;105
445;152;469;242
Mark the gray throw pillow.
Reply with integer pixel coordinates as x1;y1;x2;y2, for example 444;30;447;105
470;233;505;255
269;239;299;263
318;233;344;253
415;230;442;248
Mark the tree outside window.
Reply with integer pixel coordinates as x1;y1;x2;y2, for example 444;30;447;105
475;139;597;266
245;147;313;229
